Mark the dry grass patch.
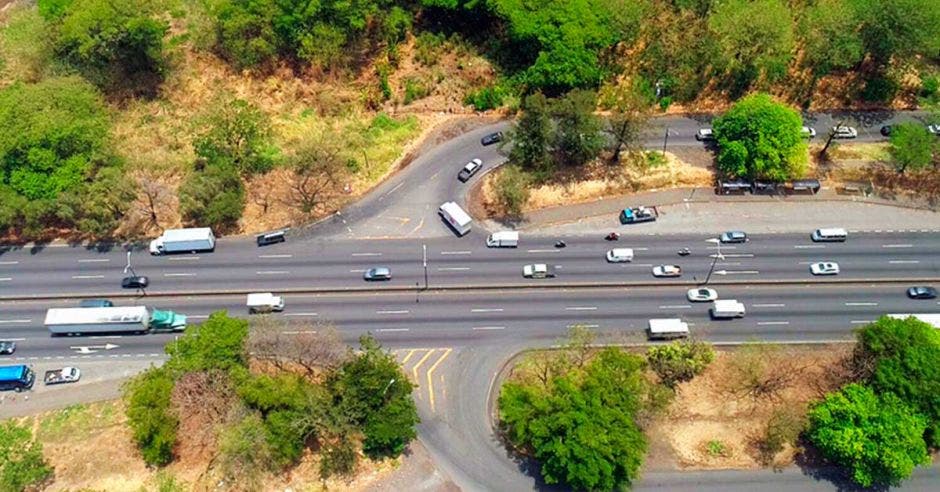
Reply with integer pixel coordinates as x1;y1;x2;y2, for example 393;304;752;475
652;344;853;470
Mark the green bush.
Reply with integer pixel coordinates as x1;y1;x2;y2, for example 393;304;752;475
165;311;248;375
403;77;431;105
0;421;53;492
194;98;276;177
493;164;531;217
861;75;899;103
808;384;929;488
414;31;446;66
888;122;936;173
178;164;245;232
124;367;178;466
464;85;506;111
646;339;715;388
921;75;939;98
218;413;273;489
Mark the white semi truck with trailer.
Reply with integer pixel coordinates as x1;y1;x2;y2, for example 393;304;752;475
45;306;187;336
149;227;216;255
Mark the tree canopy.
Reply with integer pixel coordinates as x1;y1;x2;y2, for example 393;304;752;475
712;93;807;181
888;123;937;174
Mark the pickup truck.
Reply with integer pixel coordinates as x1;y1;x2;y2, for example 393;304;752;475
620;206;658;224
44;367;81;385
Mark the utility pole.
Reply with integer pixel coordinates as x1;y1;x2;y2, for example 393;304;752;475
662;127;669;155
422;243;428;290
703;238;723;286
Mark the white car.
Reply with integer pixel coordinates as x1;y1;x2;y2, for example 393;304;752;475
523;264;555;279
810;262;840;275
801;126;817;138
687;288;718;302
457;158;483;182
652;265;682;278
606;248;634;263
831;125;858;139
927;124;940;136
695;128;715;141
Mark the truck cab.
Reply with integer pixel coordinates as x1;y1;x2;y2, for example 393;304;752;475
620;206;657;224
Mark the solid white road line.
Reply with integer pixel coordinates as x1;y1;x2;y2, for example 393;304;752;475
164;273;195;277
376;310;409;314
888;260;919;264
567;323;599;328
352;252;382;257
168;256;200;261
437;267;470;271
78;258;110;263
2;338;26;341
284;312;319;316
471;308;504;313
882;244;913;248
0;319;30;324
256;270;289;275
527;249;560;253
283;330;318;335
845;302;878;306
659;305;692;309
72;275;104;279
794;245;825;249
757;321;790;325
440;251;472;255
349;269;367;273
187;315;210;319
752;303;786;308
565;306;598;311
0;261;19;265
851;320;874;324
378;328;409;332
259;254;293;258
473;326;506;331
0;278;11;282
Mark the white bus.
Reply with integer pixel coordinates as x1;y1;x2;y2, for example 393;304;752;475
887;313;940;329
439;201;472;236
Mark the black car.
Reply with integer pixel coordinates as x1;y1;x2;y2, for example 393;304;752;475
907;286;937;299
457;159;483;182
481;132;503;146
121;276;149;289
0;341;15;355
880;125;892;137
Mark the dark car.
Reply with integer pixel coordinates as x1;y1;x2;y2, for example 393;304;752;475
121;276;149;289
256;230;287;246
907;286;938;299
363;267;392;281
79;299;114;308
0;341;15;355
457;159;483;182
719;231;748;243
480;132;503;146
880;125;892;137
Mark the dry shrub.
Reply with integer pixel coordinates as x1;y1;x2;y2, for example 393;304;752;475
170;371;239;466
724;343;812;402
248;317;349;379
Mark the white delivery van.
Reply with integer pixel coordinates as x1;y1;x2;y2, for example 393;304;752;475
711;299;746;319
606;248;634;263
486;231;519;248
647;318;690;340
811;228;847;242
246;293;285;314
439;201;472;236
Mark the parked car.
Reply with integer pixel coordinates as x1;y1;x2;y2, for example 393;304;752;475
121;276;149;289
0;341;15;355
481;132;503;146
809;262;840;276
695;128;715;142
523;264;555;278
457;158;483;182
44;367;81;385
363;267;392;281
801;126;817;138
79;299;113;308
880;125;892;136
652;265;682;278
687;288;718;302
831;125;858;139
719;231;748;243
907;286;938;299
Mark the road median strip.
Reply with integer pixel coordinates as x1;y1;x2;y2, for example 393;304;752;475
3;277;939;302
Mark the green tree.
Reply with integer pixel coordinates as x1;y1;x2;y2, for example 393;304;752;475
602;78;654;164
493;164;531;217
72;166;137;238
194;98;276;177
708;0;794;91
551;89;604;167
713;93;807;180
165;311;248;375
40;0;169;96
499;348;649;490
799;0;864;76
124;366;178;466
328;335;418;459
178;164;245;232
508;92;553;179
854;316;940;446
647;339;715;388
851;0;940;66
808;384;929;488
888;123;936;173
211;0;278;70
0;421;53;491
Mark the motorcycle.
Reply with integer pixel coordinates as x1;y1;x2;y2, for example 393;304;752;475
605;232;620;241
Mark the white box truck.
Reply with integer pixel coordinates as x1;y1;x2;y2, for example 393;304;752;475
711;299;746;319
45;306;187;336
647;318;690;340
149;228;216;255
247;293;285;314
439;202;472;236
486;231;519;248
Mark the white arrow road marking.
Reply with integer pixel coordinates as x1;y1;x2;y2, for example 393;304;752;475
710;253;755;258
713;270;759;275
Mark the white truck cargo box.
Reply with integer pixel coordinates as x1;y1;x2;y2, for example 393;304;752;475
150;228;216;255
711;299;746;319
246;293;285;313
647;318;690;339
486;231;519;247
439;202;472;236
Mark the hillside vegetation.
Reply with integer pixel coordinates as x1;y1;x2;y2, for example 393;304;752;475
0;0;938;240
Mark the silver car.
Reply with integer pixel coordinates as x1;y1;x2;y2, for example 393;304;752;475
364;267;392;281
810;262;840;275
831;125;858;139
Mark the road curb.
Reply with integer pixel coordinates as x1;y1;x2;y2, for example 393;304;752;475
3;277;938;302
